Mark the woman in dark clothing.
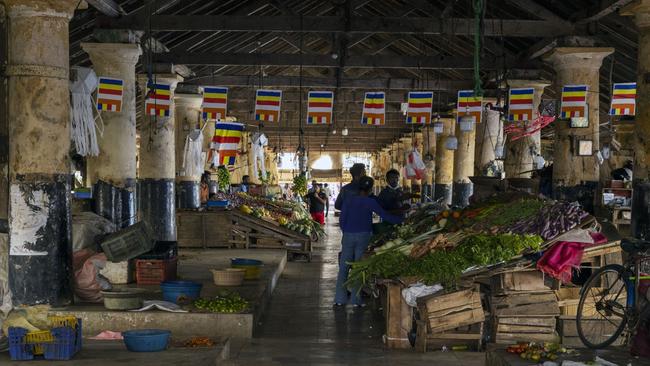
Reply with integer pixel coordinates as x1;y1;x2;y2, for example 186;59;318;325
334;176;403;307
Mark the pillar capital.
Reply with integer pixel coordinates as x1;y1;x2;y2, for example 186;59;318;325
505;79;551;91
81;43;142;67
137;74;184;91
621;0;650;28
2;0;78;19
174;93;202;107
544;47;614;70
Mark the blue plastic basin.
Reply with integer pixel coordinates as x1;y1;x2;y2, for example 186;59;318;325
160;281;202;304
122;329;170;352
231;258;263;266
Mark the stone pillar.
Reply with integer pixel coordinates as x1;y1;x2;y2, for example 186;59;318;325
5;0;78;306
137;74;183;241
453;118;477;207
201;118;215;171
475;109;502;175
399;137;412;188
82;43;141;228
503;80;549;179
174;94;202;209
623;2;650;238
545;47;613;211
435;118;455;205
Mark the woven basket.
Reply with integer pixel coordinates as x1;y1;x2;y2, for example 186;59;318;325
211;268;246;286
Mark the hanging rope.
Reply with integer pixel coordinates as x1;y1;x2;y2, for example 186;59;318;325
472;0;485;96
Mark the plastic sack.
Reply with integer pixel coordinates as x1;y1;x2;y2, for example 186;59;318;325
401;283;443;307
73;249;110;303
72;212;116;252
405;148;426;180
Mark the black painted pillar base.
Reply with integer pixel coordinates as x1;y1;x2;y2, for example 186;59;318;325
421;184;433;202
452;182;473;208
632;181;650;239
177;180;200;209
8;174;72;306
93;179;136;229
138;178;176;241
553;181;598;214
434;183;452;206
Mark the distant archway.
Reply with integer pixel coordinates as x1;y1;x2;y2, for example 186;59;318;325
311;155;333;170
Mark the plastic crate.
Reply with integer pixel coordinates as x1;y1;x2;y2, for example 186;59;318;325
8;318;82;361
136;241;178;260
100;221;155;262
136;257;178;285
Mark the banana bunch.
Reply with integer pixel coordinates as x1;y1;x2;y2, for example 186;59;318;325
292;174;307;196
217;166;230;192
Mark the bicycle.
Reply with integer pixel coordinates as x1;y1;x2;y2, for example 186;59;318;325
576;238;650;348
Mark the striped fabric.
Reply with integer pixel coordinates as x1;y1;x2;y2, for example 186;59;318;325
560;85;588;119
97;77;123;112
508;88;534;121
457;90;483;123
610;82;636;116
212;121;244;166
145;83;172;117
254;89;282;122
307;91;334;124
201;86;228;121
406;91;433;124
361;92;385;125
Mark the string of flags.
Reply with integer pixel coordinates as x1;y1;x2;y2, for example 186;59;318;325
201;86;228;121
307;91;334;124
145;83;172;117
96;77;124;112
361;92;385;126
457;90;483;123
212;121;244;166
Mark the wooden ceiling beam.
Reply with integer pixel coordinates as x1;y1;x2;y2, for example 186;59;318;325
99;15;575;37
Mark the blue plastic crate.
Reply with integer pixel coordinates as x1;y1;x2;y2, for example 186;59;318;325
206;200;229;208
8;318;82;361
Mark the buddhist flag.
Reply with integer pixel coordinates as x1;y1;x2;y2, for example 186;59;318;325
97;77;124;112
457;90;483;123
406;91;433;124
508;88;534;121
560;85;588;119
201;86;228;121
212;121;244;166
254;89;282;122
145;83;172;117
610;82;636;116
307;91;334;124
361;92;385;125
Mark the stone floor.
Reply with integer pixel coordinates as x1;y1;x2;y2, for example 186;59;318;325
225;213;486;365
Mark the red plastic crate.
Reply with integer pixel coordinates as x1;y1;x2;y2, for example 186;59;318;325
135;257;178;285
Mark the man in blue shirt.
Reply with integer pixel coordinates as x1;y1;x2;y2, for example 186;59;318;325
377;169;416;216
334;163;366;211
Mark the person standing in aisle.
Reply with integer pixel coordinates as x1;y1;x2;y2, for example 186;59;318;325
334;163;366;211
305;184;327;224
322;183;331;216
377;169;416;217
335;176;403;307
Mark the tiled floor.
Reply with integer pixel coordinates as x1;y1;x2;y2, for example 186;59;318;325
227;213;486;365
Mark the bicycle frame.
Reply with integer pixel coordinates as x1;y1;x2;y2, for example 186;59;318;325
625;253;650;316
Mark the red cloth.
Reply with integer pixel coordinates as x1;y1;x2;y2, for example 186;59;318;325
310;211;325;225
537;232;608;283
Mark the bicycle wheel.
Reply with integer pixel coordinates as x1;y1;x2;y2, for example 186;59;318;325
577;264;630;349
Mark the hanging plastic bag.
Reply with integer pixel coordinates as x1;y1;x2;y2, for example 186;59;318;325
405;148;426;180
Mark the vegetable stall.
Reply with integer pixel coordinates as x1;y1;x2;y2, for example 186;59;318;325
354;192;621;354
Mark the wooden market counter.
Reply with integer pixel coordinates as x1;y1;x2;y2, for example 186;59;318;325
177;209;313;260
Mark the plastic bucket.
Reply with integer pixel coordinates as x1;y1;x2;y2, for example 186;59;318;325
160;281;202;304
230;258;263;280
122;329;170;352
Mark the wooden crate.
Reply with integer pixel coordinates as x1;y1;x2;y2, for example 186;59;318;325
415;320;483;352
494;316;559;344
491;291;560;317
381;281;413;349
177;211;233;248
490;270;549;295
254;237;284;249
417;286;485;334
558;316;624;348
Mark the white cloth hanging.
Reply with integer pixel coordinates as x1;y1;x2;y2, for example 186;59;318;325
69;67;103;157
251;132;268;180
182;129;204;177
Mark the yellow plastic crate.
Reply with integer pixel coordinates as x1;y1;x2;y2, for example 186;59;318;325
25;330;54;355
48;315;78;329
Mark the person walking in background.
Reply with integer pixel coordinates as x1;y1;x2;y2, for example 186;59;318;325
305;184;327;225
335;176;403;307
322;183;331;216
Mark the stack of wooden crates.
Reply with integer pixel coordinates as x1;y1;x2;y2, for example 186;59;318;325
490;270;560;344
415;286;485;352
